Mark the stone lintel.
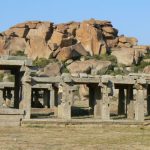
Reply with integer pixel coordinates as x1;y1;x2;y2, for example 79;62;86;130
32;76;61;83
0;82;14;88
32;84;52;89
71;77;101;83
112;78;135;84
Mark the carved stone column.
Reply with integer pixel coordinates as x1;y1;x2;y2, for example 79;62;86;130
147;85;150;115
88;84;95;115
22;81;31;119
0;89;4;107
135;83;145;122
118;88;125;115
50;85;55;108
14;69;20;108
126;85;134;119
57;83;72;119
43;89;49;108
101;84;110;120
21;67;32;119
93;85;102;118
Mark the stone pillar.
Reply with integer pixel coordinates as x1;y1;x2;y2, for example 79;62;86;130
43;89;49;108
89;85;95;115
57;83;72;119
93;85;102;118
50;86;55;108
126;86;134;119
147;85;150;115
22;81;31;119
135;84;145;122
0;89;4;107
14;69;20;108
5;89;13;108
34;90;39;107
101;84;110;120
10;89;14;108
54;86;58;107
118;88;125;115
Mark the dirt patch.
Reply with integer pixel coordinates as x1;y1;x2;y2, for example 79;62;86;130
0;126;150;150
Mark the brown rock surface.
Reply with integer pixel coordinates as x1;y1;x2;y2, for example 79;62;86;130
76;21;106;55
67;59;111;74
39;62;61;76
111;48;141;66
106;38;119;48
118;36;138;47
25;38;52;59
0;36;6;54
4;28;28;38
67;60;91;73
56;43;88;61
4;37;27;55
0;19;145;63
26;22;53;40
143;66;150;73
11;21;40;29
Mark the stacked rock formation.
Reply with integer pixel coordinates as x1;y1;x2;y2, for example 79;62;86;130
0;18;148;65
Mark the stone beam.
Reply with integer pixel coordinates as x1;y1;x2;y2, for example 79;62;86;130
32;76;61;83
0;82;14;88
32;84;52;89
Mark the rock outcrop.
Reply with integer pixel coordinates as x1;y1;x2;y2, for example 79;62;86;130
0;18;148;64
0;18;150;79
111;47;142;66
67;59;112;75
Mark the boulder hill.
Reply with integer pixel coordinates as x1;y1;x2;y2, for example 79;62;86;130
0;18;150;76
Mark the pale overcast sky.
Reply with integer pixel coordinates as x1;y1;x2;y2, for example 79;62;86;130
0;0;150;44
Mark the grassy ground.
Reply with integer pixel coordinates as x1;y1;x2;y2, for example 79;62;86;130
0;125;150;150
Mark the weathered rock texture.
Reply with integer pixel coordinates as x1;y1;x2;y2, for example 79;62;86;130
0;18;148;64
67;59;111;75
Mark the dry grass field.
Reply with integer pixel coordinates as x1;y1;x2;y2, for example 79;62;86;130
0;125;150;150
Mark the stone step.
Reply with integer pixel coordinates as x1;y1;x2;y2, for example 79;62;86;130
0;108;24;115
0;115;23;120
0;115;23;126
22;118;144;127
0;121;21;126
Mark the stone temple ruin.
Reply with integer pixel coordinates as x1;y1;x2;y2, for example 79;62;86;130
1;56;150;126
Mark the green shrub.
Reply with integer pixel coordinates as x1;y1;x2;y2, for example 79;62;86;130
106;68;125;76
33;57;59;68
133;61;150;73
84;54;117;64
143;53;150;59
60;62;70;73
33;57;50;68
0;73;4;81
7;75;15;82
12;50;27;56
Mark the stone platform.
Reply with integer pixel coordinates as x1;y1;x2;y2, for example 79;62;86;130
0;109;24;126
21;118;144;127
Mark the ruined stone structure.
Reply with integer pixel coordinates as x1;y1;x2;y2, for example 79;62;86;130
0;56;150;126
